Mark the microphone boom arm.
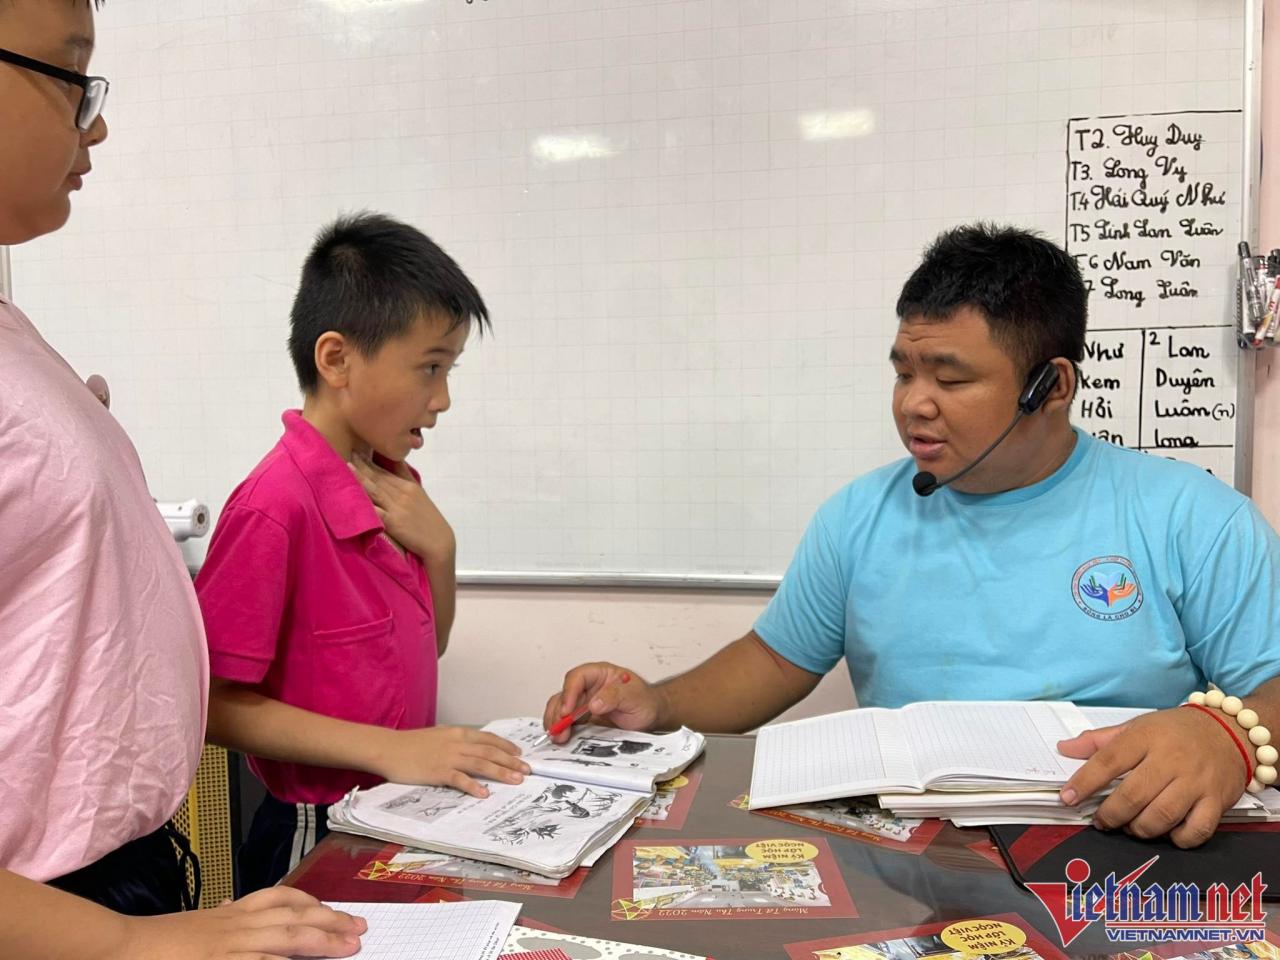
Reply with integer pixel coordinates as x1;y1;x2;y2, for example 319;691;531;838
912;409;1026;497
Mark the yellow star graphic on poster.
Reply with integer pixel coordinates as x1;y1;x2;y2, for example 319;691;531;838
611;898;652;921
360;861;397;881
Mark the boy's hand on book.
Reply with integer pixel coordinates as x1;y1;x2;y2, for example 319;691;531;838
117;886;366;959
350;456;456;564
1057;707;1244;848
372;726;531;797
544;662;663;743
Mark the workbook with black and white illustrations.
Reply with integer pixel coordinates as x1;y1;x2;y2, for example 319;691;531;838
329;719;704;877
485;718;703;793
748;700;1096;810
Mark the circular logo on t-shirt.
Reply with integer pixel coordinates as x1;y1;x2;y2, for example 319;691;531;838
1072;556;1144;621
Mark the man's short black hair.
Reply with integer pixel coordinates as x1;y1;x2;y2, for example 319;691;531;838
288;212;489;393
895;223;1087;378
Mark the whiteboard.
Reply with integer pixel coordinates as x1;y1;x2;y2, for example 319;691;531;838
9;0;1254;581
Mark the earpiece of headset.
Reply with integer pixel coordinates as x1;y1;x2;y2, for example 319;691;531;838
1017;361;1060;414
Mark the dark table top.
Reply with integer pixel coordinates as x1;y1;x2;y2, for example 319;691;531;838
283;734;1280;960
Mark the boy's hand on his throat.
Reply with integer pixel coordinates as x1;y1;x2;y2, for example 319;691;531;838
370;726;531;797
350;456;456;564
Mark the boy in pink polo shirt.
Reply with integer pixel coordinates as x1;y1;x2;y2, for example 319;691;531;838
0;1;364;957
196;212;529;891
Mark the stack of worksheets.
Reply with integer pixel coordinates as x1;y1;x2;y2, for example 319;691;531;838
329;719;704;878
879;784;1280;826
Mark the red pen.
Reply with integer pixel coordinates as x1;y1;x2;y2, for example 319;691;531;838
533;673;630;748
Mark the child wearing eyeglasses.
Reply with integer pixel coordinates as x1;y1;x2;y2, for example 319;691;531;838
0;2;364;958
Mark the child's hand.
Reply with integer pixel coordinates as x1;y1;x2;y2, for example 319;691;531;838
350;457;455;564
371;726;531;797
85;373;110;409
116;886;366;959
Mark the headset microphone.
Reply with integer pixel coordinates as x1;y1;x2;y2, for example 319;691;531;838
912;362;1059;498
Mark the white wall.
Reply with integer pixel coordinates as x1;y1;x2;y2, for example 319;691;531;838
437;585;853;727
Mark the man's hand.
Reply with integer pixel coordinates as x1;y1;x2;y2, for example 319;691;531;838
368;726;530;797
1058;706;1246;848
118;886;366;959
350;456;455;563
543;662;664;743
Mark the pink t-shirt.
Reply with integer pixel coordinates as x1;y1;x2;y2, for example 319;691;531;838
0;298;208;882
195;411;439;805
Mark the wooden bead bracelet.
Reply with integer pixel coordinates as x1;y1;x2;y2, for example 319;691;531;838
1185;689;1276;795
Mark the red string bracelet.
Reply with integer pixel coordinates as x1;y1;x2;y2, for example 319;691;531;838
1182;702;1252;790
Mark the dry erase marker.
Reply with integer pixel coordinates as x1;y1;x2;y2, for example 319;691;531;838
1255;274;1279;347
1264;250;1280;343
532;673;631;748
1239;242;1266;344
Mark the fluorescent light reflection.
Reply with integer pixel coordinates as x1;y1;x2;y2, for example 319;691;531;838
799;109;876;141
531;133;617;163
316;0;426;12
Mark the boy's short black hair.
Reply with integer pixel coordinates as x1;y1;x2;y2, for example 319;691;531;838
895;223;1087;378
288;212;489;393
0;1;104;9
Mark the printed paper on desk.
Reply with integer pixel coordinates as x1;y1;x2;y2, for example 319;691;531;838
502;924;712;959
784;912;1067;960
610;836;858;922
323;900;521;960
731;793;945;854
637;769;703;830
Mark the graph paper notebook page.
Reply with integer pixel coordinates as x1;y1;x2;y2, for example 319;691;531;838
748;701;1093;808
329;722;704;877
778;701;1280;829
321;901;521;960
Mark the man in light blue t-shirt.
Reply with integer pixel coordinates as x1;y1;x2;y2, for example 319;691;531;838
543;224;1280;848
